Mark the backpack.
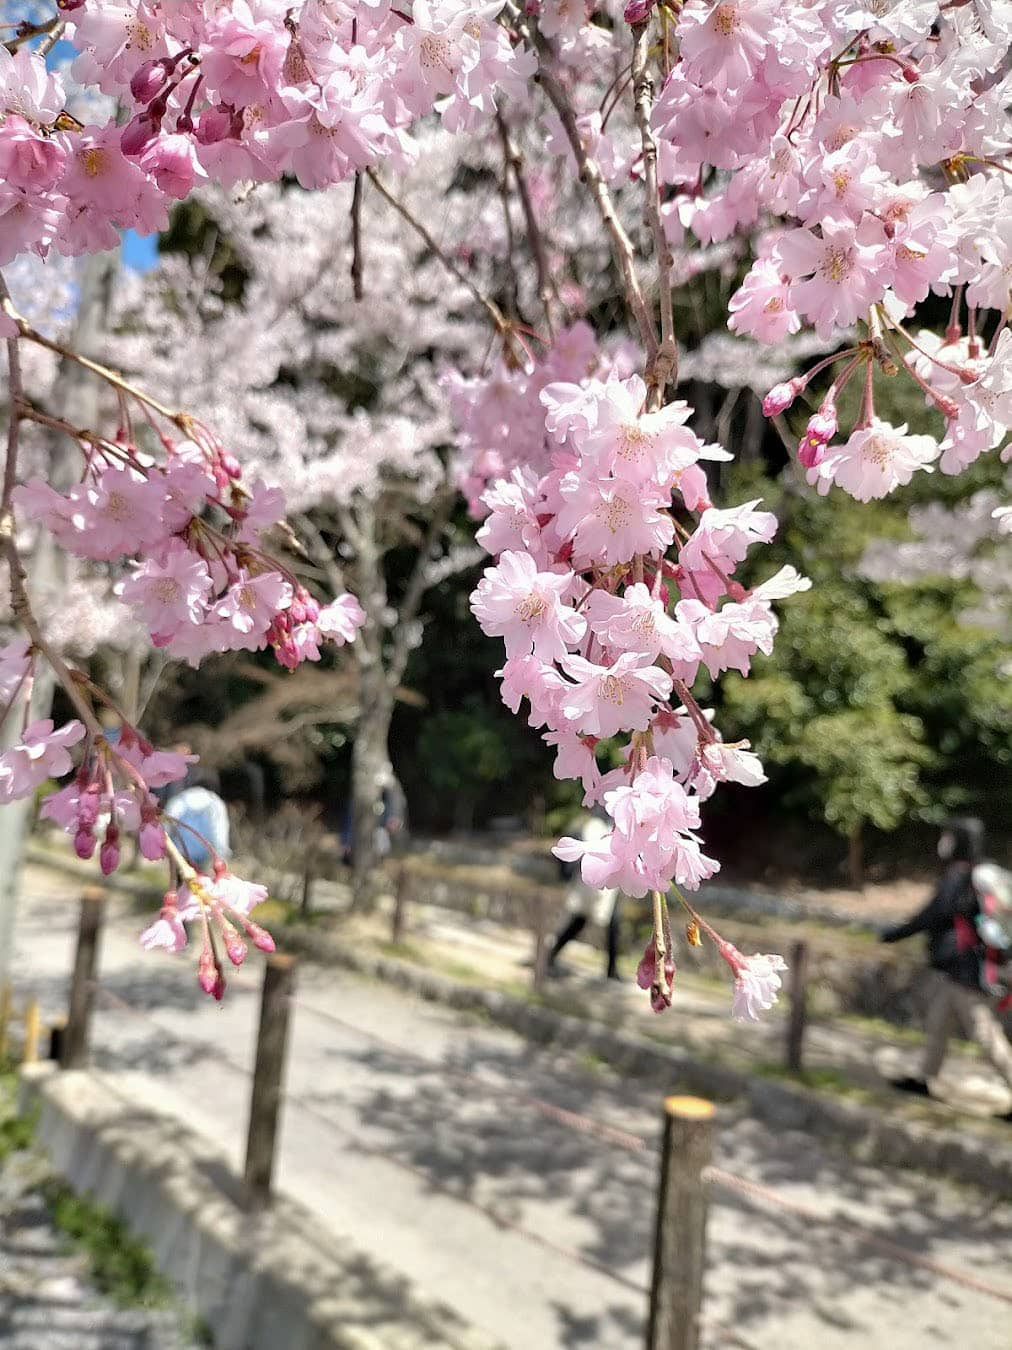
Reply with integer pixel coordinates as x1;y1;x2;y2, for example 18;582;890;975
971;863;1012;1000
973;863;1012;951
165;789;228;870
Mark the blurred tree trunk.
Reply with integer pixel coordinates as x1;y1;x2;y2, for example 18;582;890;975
0;253;116;981
848;820;865;892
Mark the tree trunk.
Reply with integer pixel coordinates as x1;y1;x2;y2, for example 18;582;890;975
848;820;865;892
350;681;394;910
0;254;116;983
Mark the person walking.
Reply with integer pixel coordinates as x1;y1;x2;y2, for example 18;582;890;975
547;808;623;981
881;817;1012;1107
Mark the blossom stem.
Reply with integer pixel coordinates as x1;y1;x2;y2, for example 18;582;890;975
631;21;675;364
505;0;658;356
496;110;559;337
1;277;23;516
366;170;509;338
671;680;717;744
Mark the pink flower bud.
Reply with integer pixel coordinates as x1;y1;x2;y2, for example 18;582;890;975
121;114;160;157
762;378;803;417
100;827;120;876
807;405;838;442
74;827;96;860
650;986;672;1013
130;59;169;105
935;394;959;419
636;942;656;991
195;105;232;146
726;580;748;602
624;0;655;22
797;433;826;469
225;933;246;966
245;921;276;954
221;452;242;480
197;944;220;997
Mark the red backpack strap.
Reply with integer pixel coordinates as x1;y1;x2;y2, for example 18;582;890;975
954;913;978;953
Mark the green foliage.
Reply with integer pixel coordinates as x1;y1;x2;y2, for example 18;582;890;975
718;449;1012;846
0;1066;36;1162
416;703;512;798
46;1183;172;1309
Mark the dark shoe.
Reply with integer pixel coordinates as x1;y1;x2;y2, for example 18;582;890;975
890;1076;931;1097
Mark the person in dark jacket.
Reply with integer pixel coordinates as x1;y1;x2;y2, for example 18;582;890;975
881;818;1012;1102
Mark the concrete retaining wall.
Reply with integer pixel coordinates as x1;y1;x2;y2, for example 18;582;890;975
19;1064;502;1350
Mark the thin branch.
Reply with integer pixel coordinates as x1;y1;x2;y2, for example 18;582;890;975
36;18;64;57
0;275;23;515
350;172;365;302
506;1;658;356
1;532;102;738
496;109;558;338
631;20;677;405
0;293;180;422
366;170;509;336
3;14;58;52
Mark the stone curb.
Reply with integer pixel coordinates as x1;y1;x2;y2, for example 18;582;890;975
19;1064;504;1350
280;926;1012;1200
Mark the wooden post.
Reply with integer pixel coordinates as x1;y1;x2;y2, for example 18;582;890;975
22;997;40;1064
0;981;11;1062
48;1016;67;1062
244;953;297;1203
390;863;409;945
785;939;809;1074
532;893;548;991
647;1095;714;1350
61;887;106;1070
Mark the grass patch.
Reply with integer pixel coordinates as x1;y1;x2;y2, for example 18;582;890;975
0;1063;36;1162
44;1183;173;1310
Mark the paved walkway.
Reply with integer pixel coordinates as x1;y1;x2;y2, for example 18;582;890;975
332;876;1012;1118
11;864;1012;1349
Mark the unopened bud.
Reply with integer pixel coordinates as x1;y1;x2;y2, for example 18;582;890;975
244;920;276;954
130;59;169;104
121;114;159;157
624;0;655;20
221;452;242;479
762;378;803;417
74;827;96;860
798;433;827;469
726;581;748;602
195;104;232;146
100;826;120;876
636;942;656;992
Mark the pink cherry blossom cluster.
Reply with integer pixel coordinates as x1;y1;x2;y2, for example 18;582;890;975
0;0;535;264
11;409;364;669
648;0;1012;499
141;871;275;1002
464;349;807;1015
0;632;277;997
